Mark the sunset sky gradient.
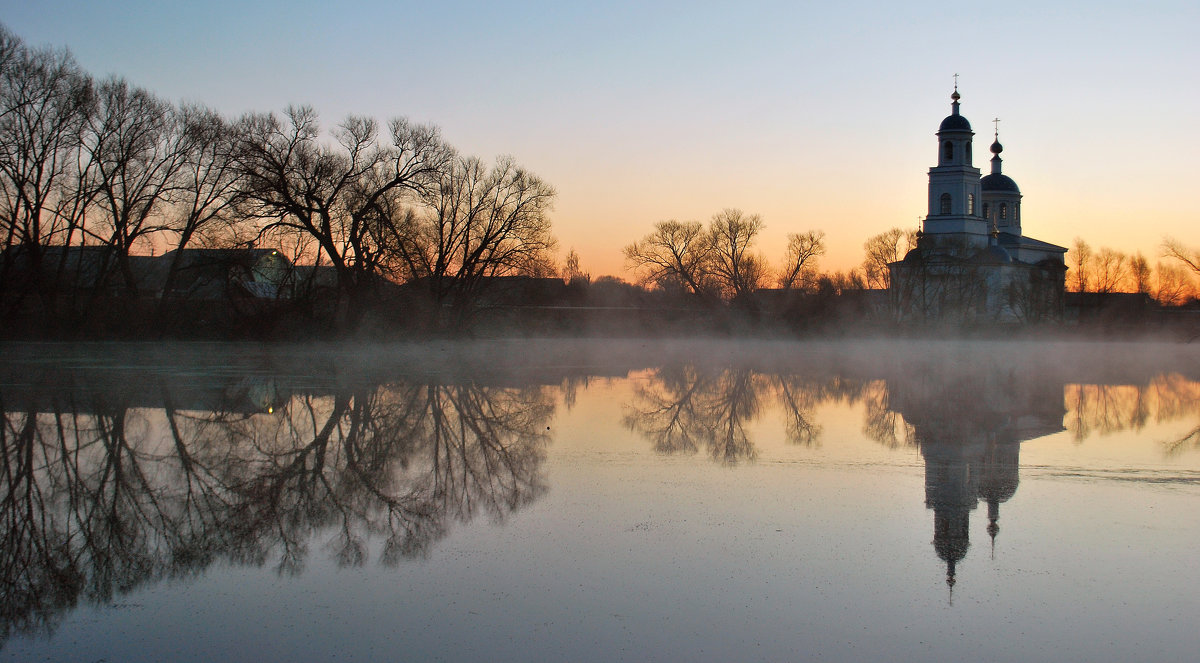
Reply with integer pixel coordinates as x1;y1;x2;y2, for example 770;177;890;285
3;0;1196;278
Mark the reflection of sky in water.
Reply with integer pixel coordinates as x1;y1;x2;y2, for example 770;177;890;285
2;341;1199;662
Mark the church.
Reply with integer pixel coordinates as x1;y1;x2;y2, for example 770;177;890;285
888;87;1067;323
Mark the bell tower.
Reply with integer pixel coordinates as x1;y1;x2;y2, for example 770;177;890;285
924;81;986;250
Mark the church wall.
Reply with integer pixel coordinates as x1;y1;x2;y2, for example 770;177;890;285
889;259;1063;324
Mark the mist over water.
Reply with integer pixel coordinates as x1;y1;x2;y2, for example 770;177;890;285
1;339;1198;662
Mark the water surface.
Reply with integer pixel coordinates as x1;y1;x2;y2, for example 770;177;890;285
2;340;1198;662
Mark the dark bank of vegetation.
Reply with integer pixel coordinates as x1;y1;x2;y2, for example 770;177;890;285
1;24;1197;341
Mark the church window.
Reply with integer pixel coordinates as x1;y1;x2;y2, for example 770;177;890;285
982;203;989;218
1000;203;1007;220
943;141;953;161
940;193;951;215
966;143;972;162
967;194;975;215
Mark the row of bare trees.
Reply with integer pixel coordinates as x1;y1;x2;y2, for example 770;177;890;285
622;213;925;304
1067;237;1197;304
0;24;557;331
623;208;826;302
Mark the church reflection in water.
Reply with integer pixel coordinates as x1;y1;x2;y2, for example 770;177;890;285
888;368;1065;594
624;350;1198;595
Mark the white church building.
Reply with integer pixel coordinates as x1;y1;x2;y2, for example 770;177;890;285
889;87;1067;323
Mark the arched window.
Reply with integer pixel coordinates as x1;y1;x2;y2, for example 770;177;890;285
966;143;972;162
982;203;990;219
967;194;975;215
943;141;953;161
1000;203;1007;220
940;193;951;215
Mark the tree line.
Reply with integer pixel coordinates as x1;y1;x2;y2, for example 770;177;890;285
623;207;1198;309
0;24;557;333
622;212;924;301
1067;237;1198;304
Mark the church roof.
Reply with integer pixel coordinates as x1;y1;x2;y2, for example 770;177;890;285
996;232;1068;254
939;114;972;132
981;173;1020;193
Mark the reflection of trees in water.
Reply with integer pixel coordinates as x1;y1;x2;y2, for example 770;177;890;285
623;366;771;463
626;363;1200;463
623;365;733;459
859;379;916;449
624;368;875;462
1065;374;1200;446
0;380;551;647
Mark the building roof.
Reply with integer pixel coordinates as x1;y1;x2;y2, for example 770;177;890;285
938;114;972;132
996;232;1068;254
981;173;1020;193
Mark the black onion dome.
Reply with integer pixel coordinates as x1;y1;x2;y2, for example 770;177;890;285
990;139;1003;154
981;173;1020;193
939;114;972;132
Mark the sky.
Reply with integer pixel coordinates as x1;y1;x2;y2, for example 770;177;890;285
2;0;1196;279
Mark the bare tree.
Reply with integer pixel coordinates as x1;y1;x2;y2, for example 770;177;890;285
862;227;916;289
777;229;825;290
163;105;241;248
1129;252;1151;295
624;219;714;298
1163;236;1200;277
0;31;93;308
390;154;557;319
707;208;767;299
1069;237;1092;292
0;23;20;75
562;247;588;285
1092;247;1127;294
1152;261;1195;306
80;77;187;295
235;106;451;315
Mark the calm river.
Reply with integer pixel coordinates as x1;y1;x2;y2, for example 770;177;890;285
1;339;1198;662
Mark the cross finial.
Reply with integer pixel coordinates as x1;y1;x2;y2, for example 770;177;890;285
993;117;1001;138
953;73;959;91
